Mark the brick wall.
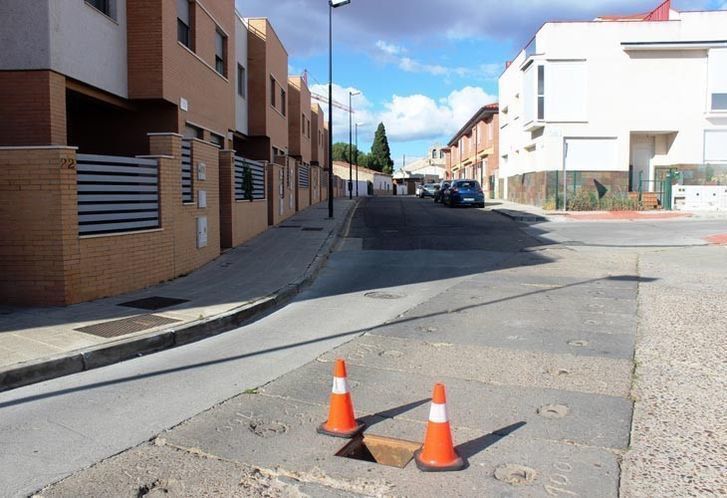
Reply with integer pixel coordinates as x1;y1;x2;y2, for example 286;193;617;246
0;147;78;306
310;165;322;205
507;170;630;207
219;149;269;248
0;70;66;146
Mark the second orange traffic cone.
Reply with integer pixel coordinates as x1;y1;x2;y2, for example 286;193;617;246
317;359;365;438
414;383;465;472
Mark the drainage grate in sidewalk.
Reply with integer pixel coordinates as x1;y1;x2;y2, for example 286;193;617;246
118;296;189;311
278;225;301;229
302;227;324;231
75;314;180;338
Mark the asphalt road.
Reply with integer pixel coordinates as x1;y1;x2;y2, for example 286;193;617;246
0;197;534;497
5;197;726;497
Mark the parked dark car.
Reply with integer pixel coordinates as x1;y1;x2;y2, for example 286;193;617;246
419;183;440;198
443;180;485;208
433;182;450;203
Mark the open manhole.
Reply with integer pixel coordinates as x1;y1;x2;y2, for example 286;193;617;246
118;296;189;311
364;291;405;300
75;314;180;338
336;434;421;468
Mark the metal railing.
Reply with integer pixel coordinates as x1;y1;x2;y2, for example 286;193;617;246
234;156;266;201
181;139;193;203
77;154;160;236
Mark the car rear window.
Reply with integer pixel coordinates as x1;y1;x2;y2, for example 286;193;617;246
456;181;479;189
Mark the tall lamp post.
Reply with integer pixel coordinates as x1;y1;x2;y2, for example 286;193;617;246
348;90;360;199
328;0;351;218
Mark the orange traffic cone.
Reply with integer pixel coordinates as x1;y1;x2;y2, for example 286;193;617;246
414;383;465;472
317;359;365;438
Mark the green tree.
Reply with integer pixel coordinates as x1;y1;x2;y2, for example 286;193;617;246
370;122;394;174
332;142;350;163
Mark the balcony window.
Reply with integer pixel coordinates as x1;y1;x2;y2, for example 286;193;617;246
237;64;246;98
537;65;545;120
86;0;114;19
177;0;191;49
281;88;286;116
270;76;276;108
215;30;226;76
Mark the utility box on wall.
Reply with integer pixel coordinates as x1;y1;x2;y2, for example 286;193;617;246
197;216;208;248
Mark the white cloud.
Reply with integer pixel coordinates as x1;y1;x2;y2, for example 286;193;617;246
375;40;405;55
308;83;495;145
379;86;496;142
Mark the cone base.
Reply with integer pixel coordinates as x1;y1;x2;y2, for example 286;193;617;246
316;421;366;439
413;448;466;472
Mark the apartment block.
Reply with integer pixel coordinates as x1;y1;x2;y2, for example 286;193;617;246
288;75;318;211
445;103;500;196
498;0;727;209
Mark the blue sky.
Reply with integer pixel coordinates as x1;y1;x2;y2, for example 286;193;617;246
237;0;727;168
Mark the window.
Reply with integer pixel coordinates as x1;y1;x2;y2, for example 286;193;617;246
177;0;191;48
210;133;224;147
237;64;246;98
709;48;727;111
86;0;114;18
281;88;286;116
183;124;203;139
537;65;545;120
270;76;276;108
215;30;226;76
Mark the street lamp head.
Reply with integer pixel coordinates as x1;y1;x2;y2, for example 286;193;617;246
349;90;361;97
330;0;351;7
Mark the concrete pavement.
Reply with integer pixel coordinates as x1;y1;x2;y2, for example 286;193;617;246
8;196;726;497
0;199;355;392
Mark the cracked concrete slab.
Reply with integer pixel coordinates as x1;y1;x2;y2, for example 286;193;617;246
319;334;633;397
261;360;632;450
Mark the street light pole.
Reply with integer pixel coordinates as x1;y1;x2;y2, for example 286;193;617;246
355;123;359;197
327;0;351;218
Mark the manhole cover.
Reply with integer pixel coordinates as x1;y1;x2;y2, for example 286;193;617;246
75;314;180;338
118;296;189;311
537;404;570;419
364;291;405;300
494;464;538;485
248;420;288;438
567;339;589;347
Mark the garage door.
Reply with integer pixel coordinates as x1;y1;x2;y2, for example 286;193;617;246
565;138;618;171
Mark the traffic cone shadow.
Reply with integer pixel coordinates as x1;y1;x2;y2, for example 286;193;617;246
317;359;365;438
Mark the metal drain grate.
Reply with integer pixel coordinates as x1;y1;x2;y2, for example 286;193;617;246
118;296;189;311
278;225;302;229
75;314;180;338
302;227;324;232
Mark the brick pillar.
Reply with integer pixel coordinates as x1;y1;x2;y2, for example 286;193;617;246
0;146;80;306
0;70;67;146
219;149;235;249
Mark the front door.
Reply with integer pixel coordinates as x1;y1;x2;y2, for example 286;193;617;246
631;136;655;192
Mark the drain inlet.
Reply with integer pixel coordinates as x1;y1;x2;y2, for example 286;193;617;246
336;434;421;468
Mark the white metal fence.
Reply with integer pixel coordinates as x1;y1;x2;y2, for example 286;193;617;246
77;154;160;236
298;164;310;188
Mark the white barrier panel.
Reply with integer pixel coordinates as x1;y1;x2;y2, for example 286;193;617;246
672;185;727;211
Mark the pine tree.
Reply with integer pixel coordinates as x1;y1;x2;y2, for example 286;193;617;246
370;122;394;174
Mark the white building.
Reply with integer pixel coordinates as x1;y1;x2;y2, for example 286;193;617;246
393;145;447;182
498;0;727;209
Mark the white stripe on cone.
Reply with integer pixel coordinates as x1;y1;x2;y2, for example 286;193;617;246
429;402;449;423
332;376;349;394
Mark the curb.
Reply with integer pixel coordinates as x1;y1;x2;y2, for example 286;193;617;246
492;208;547;222
0;199;360;394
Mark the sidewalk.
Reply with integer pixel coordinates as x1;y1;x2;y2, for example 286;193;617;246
0;199;356;392
489;198;726;222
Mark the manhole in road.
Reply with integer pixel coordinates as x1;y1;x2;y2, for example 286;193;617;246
364;291;405;300
494;464;538;486
537;404;570;419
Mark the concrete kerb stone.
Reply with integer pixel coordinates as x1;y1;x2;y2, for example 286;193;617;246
0;200;360;394
491;208;547;222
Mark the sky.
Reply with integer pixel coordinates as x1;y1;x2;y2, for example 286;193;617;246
237;0;727;169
